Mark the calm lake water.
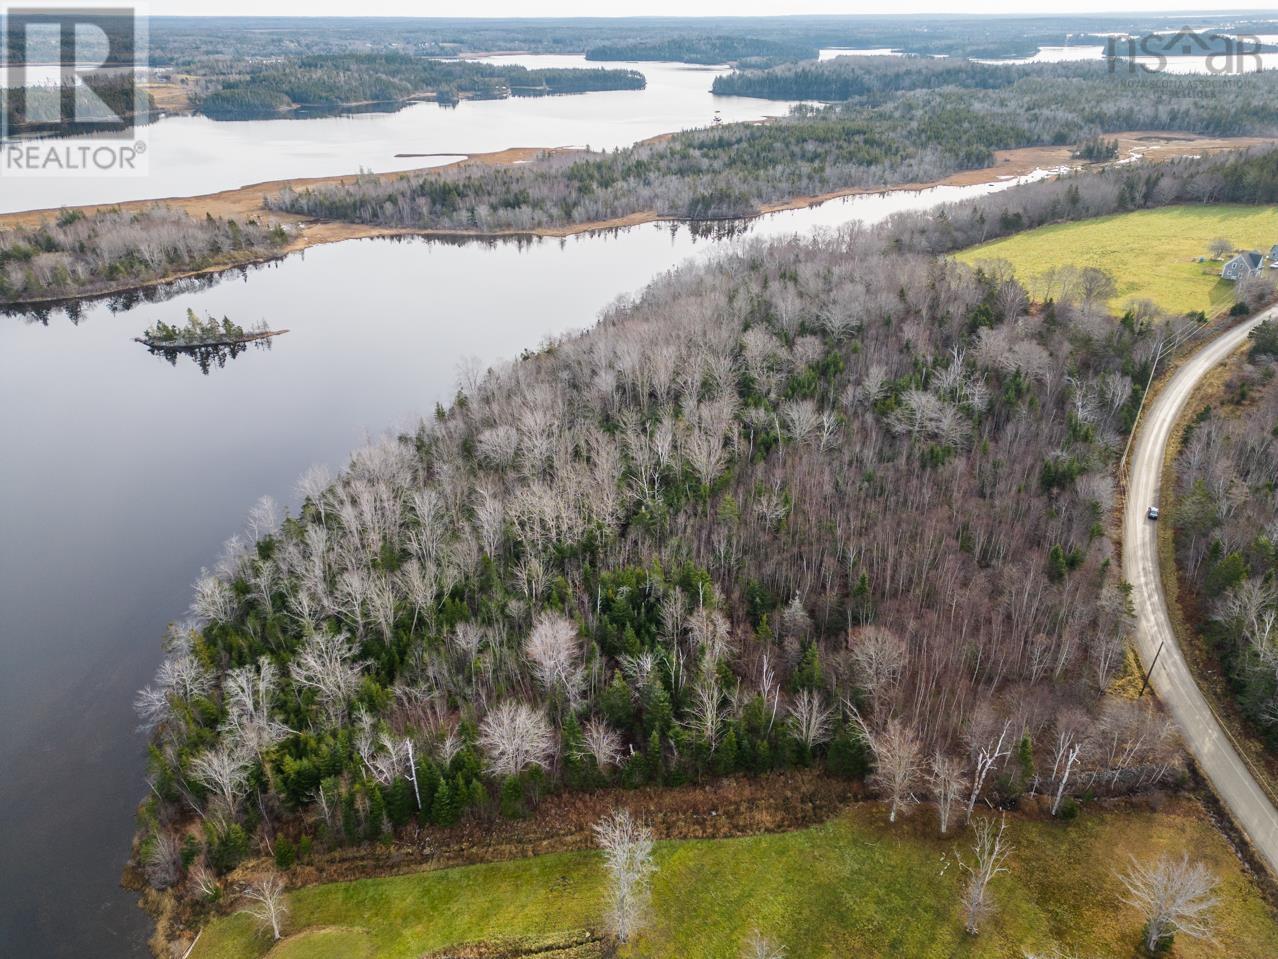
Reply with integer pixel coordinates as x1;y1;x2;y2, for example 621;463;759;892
1;55;797;213
0;155;1052;957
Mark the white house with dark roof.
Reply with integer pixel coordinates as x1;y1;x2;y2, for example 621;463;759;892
1223;251;1263;281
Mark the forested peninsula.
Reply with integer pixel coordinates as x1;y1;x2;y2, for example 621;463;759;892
0;207;288;306
192;55;646;119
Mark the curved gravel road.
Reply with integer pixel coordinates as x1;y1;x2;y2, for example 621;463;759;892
1123;304;1278;876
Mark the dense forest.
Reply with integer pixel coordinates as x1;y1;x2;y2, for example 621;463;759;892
192;55;644;119
134;166;1202;909
584;36;819;67
711;55;1278;104
1172;326;1278;748
711;56;1029;101
0;208;288;306
269;66;1278;233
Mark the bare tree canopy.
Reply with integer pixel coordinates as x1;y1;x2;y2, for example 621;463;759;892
239;873;290;941
594;809;657;943
1119;853;1220;954
959;815;1013;935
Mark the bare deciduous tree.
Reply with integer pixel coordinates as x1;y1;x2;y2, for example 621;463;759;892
964;719;1011;822
853;713;923;823
143;831;182;890
682;678;726;750
525;613;586;706
1118;854;1219;954
240;873;290;941
191;573;237;625
580;716;625;770
190;744;252;815
245;495;281;544
478;701;555;778
849;627;906;719
594;809;656;944
743;929;786;959
288;632;365;727
959;815;1013;935
787;689;833;750
221;658;291;760
134;644;213;733
928;753;968;836
1050;712;1090;816
780;595;813;640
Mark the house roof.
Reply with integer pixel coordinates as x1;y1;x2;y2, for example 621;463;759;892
1228;251;1263;269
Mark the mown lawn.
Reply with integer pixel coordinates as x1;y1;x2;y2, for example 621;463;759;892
193;800;1278;959
956;204;1278;315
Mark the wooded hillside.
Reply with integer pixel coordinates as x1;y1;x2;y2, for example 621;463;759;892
135;179;1197;897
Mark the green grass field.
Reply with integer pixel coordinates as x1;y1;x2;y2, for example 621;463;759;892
192;801;1278;959
956;204;1278;316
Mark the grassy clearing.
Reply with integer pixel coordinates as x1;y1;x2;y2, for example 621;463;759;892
264;928;373;959
956;204;1278;315
194;800;1278;959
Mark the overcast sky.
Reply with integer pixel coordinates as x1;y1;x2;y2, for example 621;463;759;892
147;2;1278;18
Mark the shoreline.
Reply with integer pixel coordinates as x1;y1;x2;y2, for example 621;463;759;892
1;132;1271;311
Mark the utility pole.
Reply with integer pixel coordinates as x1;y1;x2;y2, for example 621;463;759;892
1139;640;1165;698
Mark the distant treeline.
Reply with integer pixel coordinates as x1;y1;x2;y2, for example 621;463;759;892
3;76;154;137
194;55;644;119
585;36;819;67
142;14;1278;68
883;146;1278;254
712;56;1027;101
269;65;1278;233
712;55;1278;103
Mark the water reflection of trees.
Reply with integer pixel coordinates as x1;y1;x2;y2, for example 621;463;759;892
143;336;275;375
4;216;765;327
208;101;408;123
3;262;280;325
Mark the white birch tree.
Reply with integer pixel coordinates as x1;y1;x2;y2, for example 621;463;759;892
594;808;657;943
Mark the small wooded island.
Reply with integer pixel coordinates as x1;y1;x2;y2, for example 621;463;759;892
135;309;287;350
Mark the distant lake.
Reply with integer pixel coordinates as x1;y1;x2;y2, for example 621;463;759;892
0;55;797;213
817;42;1278;73
818;47;902;59
980;41;1278;72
